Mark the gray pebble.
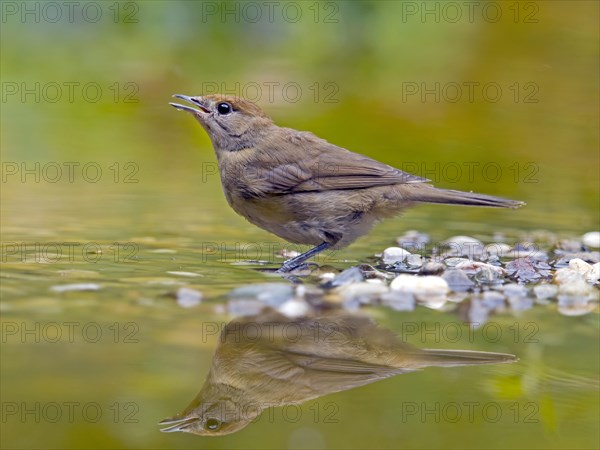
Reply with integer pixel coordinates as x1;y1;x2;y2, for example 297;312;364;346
481;290;506;309
322;266;364;289
503;283;528;297
467;298;490;326
557;294;597;316
381;291;416;311
227;299;265;316
442;269;474;292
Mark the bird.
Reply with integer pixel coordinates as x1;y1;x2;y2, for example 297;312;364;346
170;94;524;272
159;311;517;436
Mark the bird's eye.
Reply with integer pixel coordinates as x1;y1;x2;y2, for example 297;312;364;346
217;102;232;115
205;418;221;431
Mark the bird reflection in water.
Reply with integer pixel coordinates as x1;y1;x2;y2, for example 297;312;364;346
160;311;516;436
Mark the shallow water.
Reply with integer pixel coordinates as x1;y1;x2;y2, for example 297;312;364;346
1;1;599;449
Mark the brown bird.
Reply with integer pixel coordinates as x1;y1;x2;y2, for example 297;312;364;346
170;94;524;272
160;311;517;436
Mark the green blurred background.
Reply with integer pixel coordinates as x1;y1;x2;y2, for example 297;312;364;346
1;1;598;449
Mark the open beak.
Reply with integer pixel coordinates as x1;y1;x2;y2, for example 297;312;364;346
159;415;200;433
169;94;210;115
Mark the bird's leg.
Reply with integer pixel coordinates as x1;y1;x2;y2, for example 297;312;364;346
277;242;331;273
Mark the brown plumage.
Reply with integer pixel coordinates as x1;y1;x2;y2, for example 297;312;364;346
160;312;517;436
170;94;524;272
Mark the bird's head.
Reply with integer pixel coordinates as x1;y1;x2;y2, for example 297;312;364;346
170;94;273;152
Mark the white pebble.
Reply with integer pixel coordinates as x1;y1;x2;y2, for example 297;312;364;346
558;280;597;299
51;283;101;292
455;260;506;276
382;247;411;264
553;268;585;285
406;254;423;267
443;236;484;258
582;231;600;248
381;291;415;311
533;284;558;300
390;274;449;307
568;258;592;275
503;283;528;298
485;243;512;257
587;263;600;284
557;295;597;316
277;298;310;318
167;271;202;277
176;287;202;308
338;282;388;303
444;257;471;268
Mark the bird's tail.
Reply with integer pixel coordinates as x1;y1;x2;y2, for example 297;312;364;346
416;348;518;368
407;186;525;208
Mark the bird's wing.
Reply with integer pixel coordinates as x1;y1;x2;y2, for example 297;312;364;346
256;139;428;195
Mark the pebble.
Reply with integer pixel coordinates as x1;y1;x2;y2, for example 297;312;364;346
510;242;547;261
503;283;528;298
406;254;423;268
227;299;265;316
176;287;202;308
582;231;600;248
50;283;101;292
568;258;592;275
553;267;585;285
557;239;585;253
382;247;411;264
505;257;551;283
277;298;311;318
533;284;558;300
229;283;294;307
587;263;600;284
455;260;506;276
167;271;202;277
502;283;533;311
443;236;485;259
380;291;415;311
466;297;490;325
337;282;388;305
322;266;364;288
442;269;474;292
357;264;389;281
444;257;471;268
396;230;430;250
485;243;512;258
419;262;446;275
557;293;597;317
447;292;469;303
481;290;506;309
557;279;597;300
474;266;505;286
507;295;534;311
390;274;449;308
